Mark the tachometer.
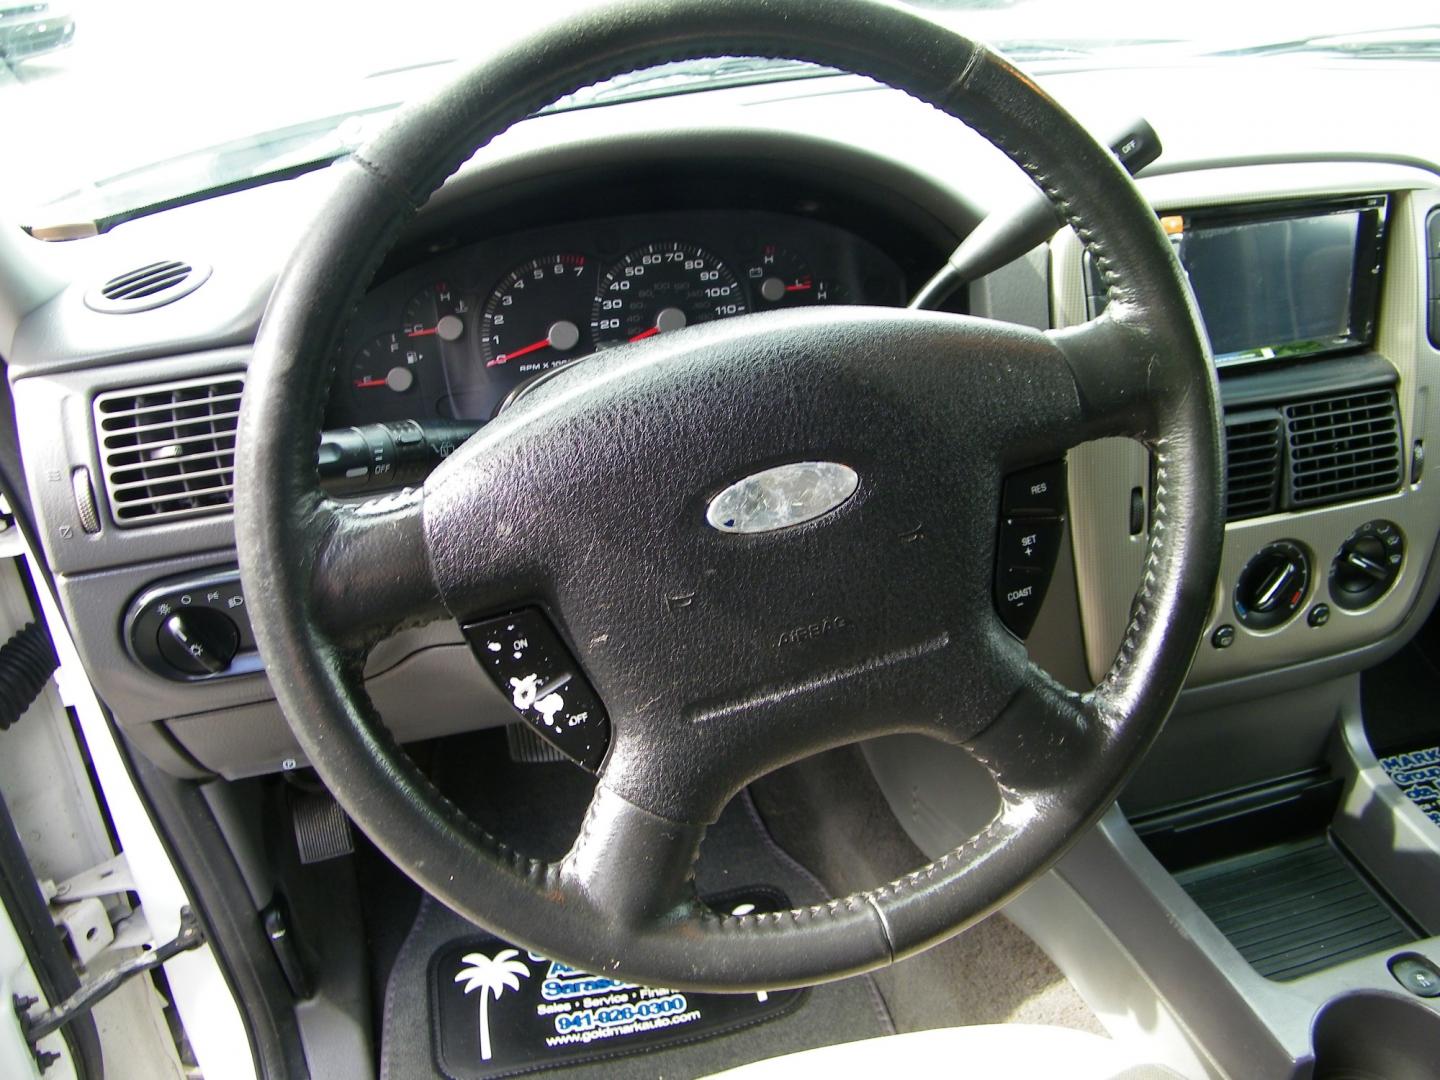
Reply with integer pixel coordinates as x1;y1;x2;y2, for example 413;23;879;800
591;242;746;349
479;254;593;378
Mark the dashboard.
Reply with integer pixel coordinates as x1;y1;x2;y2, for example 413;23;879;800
8;51;1440;1080
327;210;905;429
5;59;1440;786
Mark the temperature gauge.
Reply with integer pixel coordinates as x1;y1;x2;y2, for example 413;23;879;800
403;281;470;343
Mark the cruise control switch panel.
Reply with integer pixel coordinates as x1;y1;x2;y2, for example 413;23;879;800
462;610;610;772
994;460;1067;638
126;569;260;681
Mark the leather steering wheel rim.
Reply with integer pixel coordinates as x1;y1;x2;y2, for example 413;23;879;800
236;0;1224;992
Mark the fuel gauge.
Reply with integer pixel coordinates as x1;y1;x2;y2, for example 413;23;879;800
348;330;439;422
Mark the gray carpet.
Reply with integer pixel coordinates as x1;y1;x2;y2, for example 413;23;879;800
750;745;1105;1036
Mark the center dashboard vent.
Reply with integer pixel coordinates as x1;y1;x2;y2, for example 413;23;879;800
84;260;211;314
1223;382;1403;522
93;374;244;526
1285;389;1403;508
1224;412;1284;520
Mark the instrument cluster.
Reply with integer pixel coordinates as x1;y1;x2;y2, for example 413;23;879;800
326;210;905;428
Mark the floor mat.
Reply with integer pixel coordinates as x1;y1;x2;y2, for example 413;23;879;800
1378;746;1440;827
380;788;894;1080
430;886;803;1080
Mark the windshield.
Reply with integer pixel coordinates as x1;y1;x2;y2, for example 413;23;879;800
5;0;1437;231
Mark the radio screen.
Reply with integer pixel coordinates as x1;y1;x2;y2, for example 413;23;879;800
1168;201;1383;367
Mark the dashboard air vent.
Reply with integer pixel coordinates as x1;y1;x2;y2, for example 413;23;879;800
93;374;244;526
1224;411;1283;521
84;260;211;314
1284;388;1402;509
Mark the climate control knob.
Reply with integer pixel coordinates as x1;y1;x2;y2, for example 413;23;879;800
1330;521;1404;610
1234;540;1310;630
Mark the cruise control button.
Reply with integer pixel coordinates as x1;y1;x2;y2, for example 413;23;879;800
1000;517;1061;572
996;566;1046;638
462;610;609;772
1003;461;1065;515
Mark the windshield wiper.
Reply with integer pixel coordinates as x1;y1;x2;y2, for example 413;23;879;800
1209;23;1440;59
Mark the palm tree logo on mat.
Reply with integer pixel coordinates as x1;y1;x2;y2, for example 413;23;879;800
455;949;531;1061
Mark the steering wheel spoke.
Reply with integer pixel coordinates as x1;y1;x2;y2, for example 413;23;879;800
561;784;707;929
309;489;446;647
1046;306;1187;446
962;658;1107;799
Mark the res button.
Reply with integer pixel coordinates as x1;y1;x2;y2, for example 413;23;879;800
1003;461;1065;516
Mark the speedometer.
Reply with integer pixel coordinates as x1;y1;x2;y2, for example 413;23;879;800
590;241;747;349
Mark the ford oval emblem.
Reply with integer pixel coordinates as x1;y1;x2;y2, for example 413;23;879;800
706;461;859;534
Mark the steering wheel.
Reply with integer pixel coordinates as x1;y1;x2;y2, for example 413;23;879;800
235;0;1222;991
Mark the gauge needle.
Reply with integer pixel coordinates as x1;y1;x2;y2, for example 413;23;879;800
353;377;388;389
785;281;813;292
487;338;550;366
631;308;687;341
414;315;466;342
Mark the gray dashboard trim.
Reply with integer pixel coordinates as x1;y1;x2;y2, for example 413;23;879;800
6;120;983;381
1059;164;1440;701
11;68;1440;785
166;641;509;779
12;348;248;576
